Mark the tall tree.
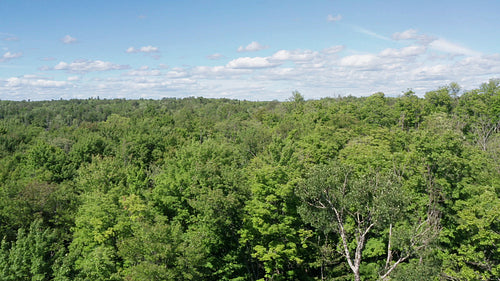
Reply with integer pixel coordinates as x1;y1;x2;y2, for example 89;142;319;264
297;161;437;281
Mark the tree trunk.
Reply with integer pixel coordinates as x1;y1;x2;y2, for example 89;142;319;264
354;267;361;281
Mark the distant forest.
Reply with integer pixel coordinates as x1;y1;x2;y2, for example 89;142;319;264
0;80;498;280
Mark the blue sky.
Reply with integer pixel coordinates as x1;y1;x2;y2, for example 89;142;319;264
1;0;499;100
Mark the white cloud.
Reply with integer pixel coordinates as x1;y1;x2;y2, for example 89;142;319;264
392;29;419;41
53;60;130;73
237;41;269;52
2;51;23;59
456;54;500;76
413;64;449;77
126;45;159;53
192;66;251;79
3;26;498;101
271;49;319;62
61;35;77;44
327;14;342;22
379;45;426;58
0;51;23;62
6;77;70;88
123;69;162;76
140;46;159;53
207;53;225;60
227;57;281;69
339;54;379;67
391;29;480;57
166;68;189;78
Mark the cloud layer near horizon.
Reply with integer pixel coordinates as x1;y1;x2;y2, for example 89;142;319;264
1;28;498;101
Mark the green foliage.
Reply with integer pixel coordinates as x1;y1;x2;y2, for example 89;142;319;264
240;158;310;280
397;89;425;129
0;219;59;281
27;141;75;183
0;83;498;280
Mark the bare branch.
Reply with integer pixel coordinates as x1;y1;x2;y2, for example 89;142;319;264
332;207;356;273
385;224;392;270
379;253;411;280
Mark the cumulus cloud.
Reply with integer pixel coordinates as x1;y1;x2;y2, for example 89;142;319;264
191;66;251;79
126;46;159;53
61;35;77;44
53;60;130;73
227;57;281;69
327;14;342;22
271;49;319;62
339;54;379;67
3;26;497;101
392;29;435;45
0;51;23;62
392;29;420;41
237;41;269;52
379;45;427;58
166;68;189;78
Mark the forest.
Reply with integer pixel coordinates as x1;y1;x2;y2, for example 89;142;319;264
0;80;498;281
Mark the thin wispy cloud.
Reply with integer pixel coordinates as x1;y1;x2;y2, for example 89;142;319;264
327;14;342;22
351;26;391;41
0;51;23;62
429;39;481;57
61;35;77;44
126;46;159;53
207;53;225;60
392;29;481;56
321;45;345;54
3;36;19;42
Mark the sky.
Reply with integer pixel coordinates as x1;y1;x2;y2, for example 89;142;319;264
1;0;499;101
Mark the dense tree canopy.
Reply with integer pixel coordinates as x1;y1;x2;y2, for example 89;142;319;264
0;80;499;280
